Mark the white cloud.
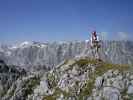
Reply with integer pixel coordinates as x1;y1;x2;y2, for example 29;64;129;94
117;32;129;40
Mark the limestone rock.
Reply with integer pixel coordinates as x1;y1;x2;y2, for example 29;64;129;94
127;85;133;94
102;87;121;100
95;76;104;89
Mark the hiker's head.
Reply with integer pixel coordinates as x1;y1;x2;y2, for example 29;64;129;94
92;31;96;36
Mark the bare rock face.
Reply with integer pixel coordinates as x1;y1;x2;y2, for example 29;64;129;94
127;85;133;94
95;76;104;89
0;57;133;100
102;87;121;100
27;58;133;100
91;69;133;100
0;60;26;100
0;41;133;100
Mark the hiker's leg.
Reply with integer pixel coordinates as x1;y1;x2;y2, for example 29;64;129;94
92;47;94;58
92;47;95;58
97;47;99;59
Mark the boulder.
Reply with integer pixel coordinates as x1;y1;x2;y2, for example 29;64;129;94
130;80;133;86
130;75;133;80
87;96;93;100
127;85;133;94
103;70;113;79
95;76;104;89
95;96;102;100
113;70;119;76
102;87;121;100
71;66;79;76
112;80;125;92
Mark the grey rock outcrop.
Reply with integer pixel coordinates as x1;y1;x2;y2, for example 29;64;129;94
29;58;133;100
95;76;104;89
102;87;121;100
0;60;26;100
0;57;132;100
127;85;133;94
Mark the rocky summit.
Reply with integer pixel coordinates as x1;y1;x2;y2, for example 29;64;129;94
0;41;133;100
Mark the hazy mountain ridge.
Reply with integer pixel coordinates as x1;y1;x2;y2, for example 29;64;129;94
0;41;133;71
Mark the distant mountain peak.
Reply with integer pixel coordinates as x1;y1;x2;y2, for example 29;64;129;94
19;41;32;48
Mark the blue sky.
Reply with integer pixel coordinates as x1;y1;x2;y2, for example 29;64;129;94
0;0;133;43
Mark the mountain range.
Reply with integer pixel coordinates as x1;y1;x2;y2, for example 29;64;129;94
0;41;133;72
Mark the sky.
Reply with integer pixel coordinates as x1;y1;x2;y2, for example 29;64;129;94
0;0;133;44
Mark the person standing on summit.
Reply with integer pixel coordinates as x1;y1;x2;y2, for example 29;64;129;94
90;31;99;46
90;31;101;59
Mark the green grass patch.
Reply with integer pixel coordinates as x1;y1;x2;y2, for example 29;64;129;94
74;58;98;67
95;62;129;76
78;78;95;100
74;58;129;76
